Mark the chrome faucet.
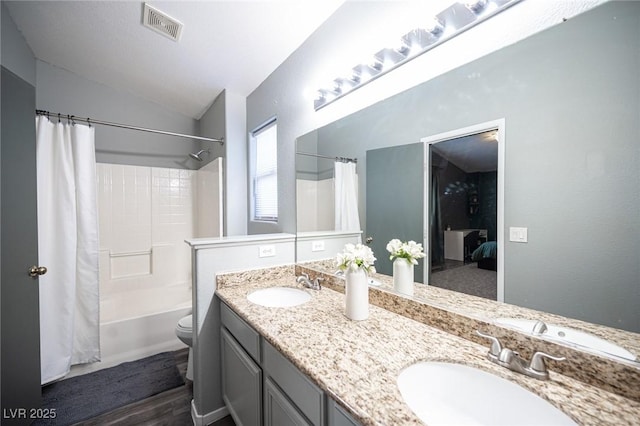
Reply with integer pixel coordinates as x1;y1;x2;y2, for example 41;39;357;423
296;273;323;290
476;330;565;380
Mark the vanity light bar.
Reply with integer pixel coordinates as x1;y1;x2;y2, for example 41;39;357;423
313;0;522;111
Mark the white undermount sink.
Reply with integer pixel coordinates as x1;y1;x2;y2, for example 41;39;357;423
397;362;576;426
496;318;637;362
247;287;311;308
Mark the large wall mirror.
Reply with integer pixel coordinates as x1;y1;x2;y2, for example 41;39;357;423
295;1;640;346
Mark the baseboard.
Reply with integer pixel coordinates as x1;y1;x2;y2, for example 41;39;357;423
190;400;229;426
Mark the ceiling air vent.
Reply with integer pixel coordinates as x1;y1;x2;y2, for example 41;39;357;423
142;3;183;42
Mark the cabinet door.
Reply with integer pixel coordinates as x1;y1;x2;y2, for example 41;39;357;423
264;378;311;426
221;328;262;426
262;340;325;425
328;398;361;426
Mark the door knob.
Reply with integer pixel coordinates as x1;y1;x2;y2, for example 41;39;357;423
366;236;373;244
28;266;47;278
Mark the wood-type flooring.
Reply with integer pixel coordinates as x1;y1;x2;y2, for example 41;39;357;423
75;349;235;426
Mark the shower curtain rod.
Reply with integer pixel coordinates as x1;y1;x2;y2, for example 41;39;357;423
296;151;357;163
35;109;224;145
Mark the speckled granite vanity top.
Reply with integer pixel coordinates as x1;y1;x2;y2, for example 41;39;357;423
216;265;640;425
299;259;640;361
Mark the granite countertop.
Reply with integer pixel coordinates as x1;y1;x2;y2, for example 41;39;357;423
299;259;640;363
215;265;640;426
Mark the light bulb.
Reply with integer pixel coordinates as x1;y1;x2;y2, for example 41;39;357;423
463;0;489;14
424;17;445;36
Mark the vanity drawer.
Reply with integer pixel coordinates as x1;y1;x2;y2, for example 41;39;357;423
220;302;261;362
262;340;325;426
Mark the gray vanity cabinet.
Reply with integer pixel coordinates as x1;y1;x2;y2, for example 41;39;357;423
262;340;325;426
328;398;360;426
264;377;312;426
220;302;263;426
220;328;262;426
220;301;361;426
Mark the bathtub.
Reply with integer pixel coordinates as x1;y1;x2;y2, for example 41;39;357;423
67;303;191;378
69;161;221;379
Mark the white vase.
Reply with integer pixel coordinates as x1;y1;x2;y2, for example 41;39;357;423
393;258;414;297
345;268;369;321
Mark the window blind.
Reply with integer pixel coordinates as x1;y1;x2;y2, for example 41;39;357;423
253;122;278;221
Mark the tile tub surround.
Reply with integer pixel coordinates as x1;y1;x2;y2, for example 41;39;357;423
216;267;640;425
96;162;222;323
297;262;640;403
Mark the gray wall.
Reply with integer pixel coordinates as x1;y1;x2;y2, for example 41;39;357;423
434;154;474;232
296;131;334;182
295;130;320;181
296;2;640;332
36;60;201;169
1;2;35;85
246;3;388;234
224;91;248;236
469;172;497;242
199;89;248;236
366;143;424;282
199;91;226;166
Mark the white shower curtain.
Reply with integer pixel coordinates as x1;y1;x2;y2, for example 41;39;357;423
36;116;100;384
334;161;361;231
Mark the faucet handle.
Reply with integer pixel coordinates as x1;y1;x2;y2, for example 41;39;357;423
528;351;566;375
497;347;516;364
313;277;324;290
532;320;548;335
476;330;502;358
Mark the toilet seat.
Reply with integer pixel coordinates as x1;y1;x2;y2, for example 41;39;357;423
177;314;192;331
175;314;193;345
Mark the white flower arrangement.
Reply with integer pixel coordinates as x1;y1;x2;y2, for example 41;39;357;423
386;239;426;265
336;243;377;274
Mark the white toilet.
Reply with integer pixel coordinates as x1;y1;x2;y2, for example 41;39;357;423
175;314;193;381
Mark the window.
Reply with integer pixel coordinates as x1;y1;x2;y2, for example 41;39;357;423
251;120;278;222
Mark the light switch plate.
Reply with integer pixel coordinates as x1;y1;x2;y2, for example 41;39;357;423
311;240;325;252
509;227;528;243
258;245;276;257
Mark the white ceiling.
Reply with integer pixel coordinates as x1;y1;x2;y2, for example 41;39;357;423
5;0;345;119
